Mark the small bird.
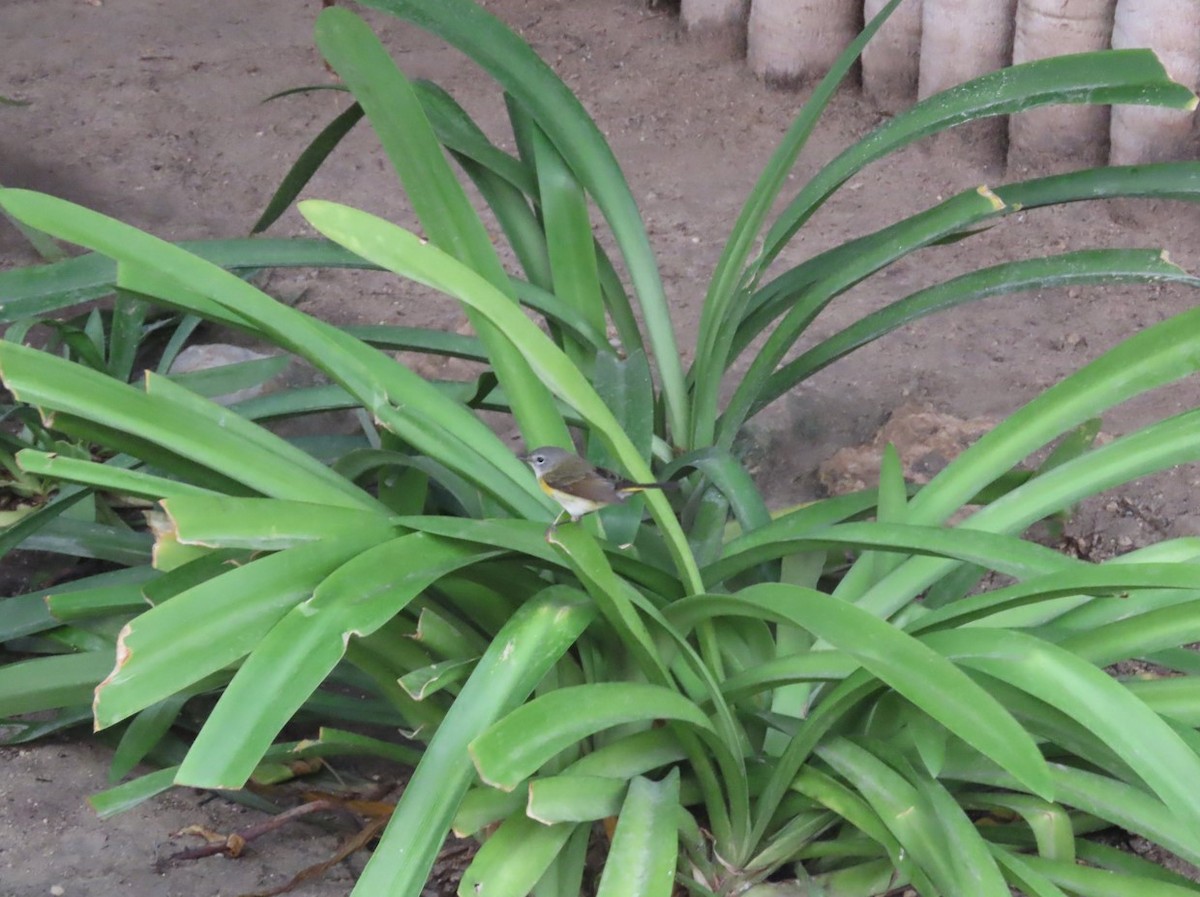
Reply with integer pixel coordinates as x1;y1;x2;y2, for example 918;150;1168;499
521;446;676;528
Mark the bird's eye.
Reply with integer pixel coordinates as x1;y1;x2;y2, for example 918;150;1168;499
533;454;545;463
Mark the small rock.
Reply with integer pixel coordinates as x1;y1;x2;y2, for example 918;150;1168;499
168;343;279;405
817;403;1003;496
50;886;65;896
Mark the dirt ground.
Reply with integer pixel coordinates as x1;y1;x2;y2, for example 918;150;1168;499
3;0;1200;894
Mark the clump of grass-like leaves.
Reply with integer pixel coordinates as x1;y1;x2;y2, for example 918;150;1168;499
4;1;1200;895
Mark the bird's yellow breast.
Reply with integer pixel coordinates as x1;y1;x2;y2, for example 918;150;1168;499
538;477;605;516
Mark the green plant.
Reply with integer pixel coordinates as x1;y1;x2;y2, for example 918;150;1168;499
4;1;1200;896
0;261;294;563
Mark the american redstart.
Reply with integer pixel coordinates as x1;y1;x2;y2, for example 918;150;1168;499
521;446;676;527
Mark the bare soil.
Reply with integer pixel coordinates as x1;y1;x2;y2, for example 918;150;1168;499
3;0;1200;894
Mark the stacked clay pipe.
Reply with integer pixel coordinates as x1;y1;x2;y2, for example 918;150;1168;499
680;0;1200;169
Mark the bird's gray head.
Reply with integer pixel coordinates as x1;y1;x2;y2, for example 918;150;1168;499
521;446;572;476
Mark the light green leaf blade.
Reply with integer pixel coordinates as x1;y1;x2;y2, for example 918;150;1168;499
314;6;568;449
0;650;112;716
0;236;374;324
706;520;1075;587
1013;851;1200;897
16;450;217;502
164;352;289;400
176;533;489;787
0;187;545;520
453;785;528;838
815;738;967;896
162;494;395;550
470;683;714;792
88;767;178;818
931;627;1200;844
299;200;702;592
595;770;681;897
689;0;907;445
967;793;1075;863
758;50;1196;272
457;814;577;897
354;0;689;445
350;587;596;897
531;124;606;362
527;775;627;824
93;533;387;728
720;186;1009;442
855;355;1200;625
109;693;190;782
0;340;378;511
762;249;1199;394
675;584;1052;807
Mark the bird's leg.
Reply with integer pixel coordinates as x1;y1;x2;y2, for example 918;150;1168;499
545;508;567;542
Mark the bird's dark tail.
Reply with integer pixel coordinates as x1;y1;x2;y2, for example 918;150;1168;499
616;480;680;495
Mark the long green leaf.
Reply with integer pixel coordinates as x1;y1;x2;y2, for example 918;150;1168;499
458;815;577;897
92;532;388;728
929;627;1200;844
176;532;491;787
758;50;1196;274
966;793;1075;862
735;165;1200;359
0;237;375;323
705;520;1076;587
527;775;627;824
817;737;1000;896
414;80;537;196
16;450;217;501
989;846;1073;897
1076;841;1200;890
1017;853;1200;897
88;767;178;818
531;125;606;365
2;566;157;639
462;156;555;293
355;0;689;445
910;563;1200;635
1055;598;1200;667
0;188;545;519
252;101;365;234
0;340;381;512
17;516;152;566
565;728;689;779
853;338;1200;623
790;765;901;864
761;249;1198;397
109;692;190;781
595;770;681;897
162;494;395;550
0;650;113;716
689;0;907;446
719;187;1008;443
299;200;703;592
670;584;1052;811
470;683;715;791
995;161;1200;209
315;7;568;450
349;587;596;897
